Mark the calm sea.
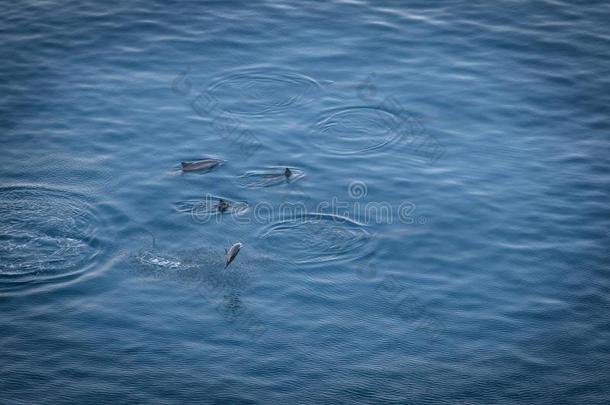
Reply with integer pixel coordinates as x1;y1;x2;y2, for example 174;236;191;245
1;0;609;403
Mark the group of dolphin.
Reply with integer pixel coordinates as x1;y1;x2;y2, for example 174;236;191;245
180;158;294;269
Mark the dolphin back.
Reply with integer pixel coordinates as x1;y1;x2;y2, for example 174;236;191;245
181;159;222;172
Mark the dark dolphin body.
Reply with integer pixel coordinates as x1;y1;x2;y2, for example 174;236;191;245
238;167;304;188
181;158;223;172
224;242;242;269
217;199;229;212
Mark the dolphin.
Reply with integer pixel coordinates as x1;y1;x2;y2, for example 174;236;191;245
224;242;242;269
217;199;229;213
181;158;223;172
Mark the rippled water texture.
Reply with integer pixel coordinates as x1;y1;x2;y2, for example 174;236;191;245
313;107;404;155
260;213;374;265
0;187;103;295
2;0;610;404
207;69;322;116
131;246;250;287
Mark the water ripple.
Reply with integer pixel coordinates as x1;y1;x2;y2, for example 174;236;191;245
259;213;374;266
312;106;404;155
207;68;322;116
0;186;105;296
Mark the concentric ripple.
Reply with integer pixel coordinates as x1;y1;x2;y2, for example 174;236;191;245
259;213;374;265
0;186;104;296
312;106;404;155
174;195;249;223
207;69;322;116
238;166;305;189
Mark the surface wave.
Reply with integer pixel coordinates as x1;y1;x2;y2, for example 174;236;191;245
0;186;106;296
259;213;374;266
311;106;405;155
207;68;322;116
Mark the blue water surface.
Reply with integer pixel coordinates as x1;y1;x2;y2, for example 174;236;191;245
1;0;609;403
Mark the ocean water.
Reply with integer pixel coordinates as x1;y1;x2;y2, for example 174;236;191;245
1;0;610;403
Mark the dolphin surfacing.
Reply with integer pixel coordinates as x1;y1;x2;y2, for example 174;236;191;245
181;158;223;172
224;242;242;269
